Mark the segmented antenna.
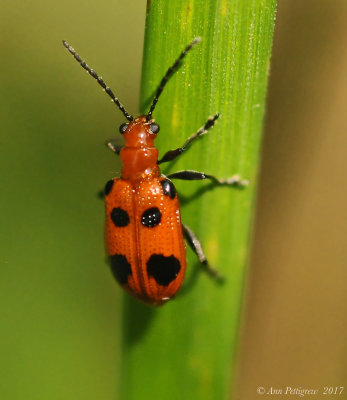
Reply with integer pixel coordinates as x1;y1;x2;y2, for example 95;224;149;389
146;37;201;121
62;40;133;122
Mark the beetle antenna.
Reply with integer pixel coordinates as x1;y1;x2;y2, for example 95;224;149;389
62;40;133;122
146;37;201;122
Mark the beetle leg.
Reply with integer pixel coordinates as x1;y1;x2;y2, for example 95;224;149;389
168;170;249;187
182;224;224;282
106;140;123;155
158;113;219;164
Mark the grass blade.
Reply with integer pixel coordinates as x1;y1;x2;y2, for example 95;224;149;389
119;1;276;399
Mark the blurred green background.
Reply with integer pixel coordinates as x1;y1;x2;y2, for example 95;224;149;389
1;0;346;399
1;1;146;399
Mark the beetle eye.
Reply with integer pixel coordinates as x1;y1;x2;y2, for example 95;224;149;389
150;122;160;134
119;123;128;134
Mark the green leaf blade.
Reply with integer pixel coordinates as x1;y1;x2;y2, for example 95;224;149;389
119;1;276;399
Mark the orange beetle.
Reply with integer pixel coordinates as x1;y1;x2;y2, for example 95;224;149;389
63;39;247;305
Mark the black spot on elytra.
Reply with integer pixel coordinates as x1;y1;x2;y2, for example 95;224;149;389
141;207;161;227
111;207;130;227
104;180;114;195
147;254;181;286
109;254;132;284
161;178;176;199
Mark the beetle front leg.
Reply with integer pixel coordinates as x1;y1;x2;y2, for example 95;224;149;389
158;113;219;164
106;140;123;155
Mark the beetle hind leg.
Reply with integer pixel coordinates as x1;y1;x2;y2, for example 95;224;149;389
182;223;224;282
